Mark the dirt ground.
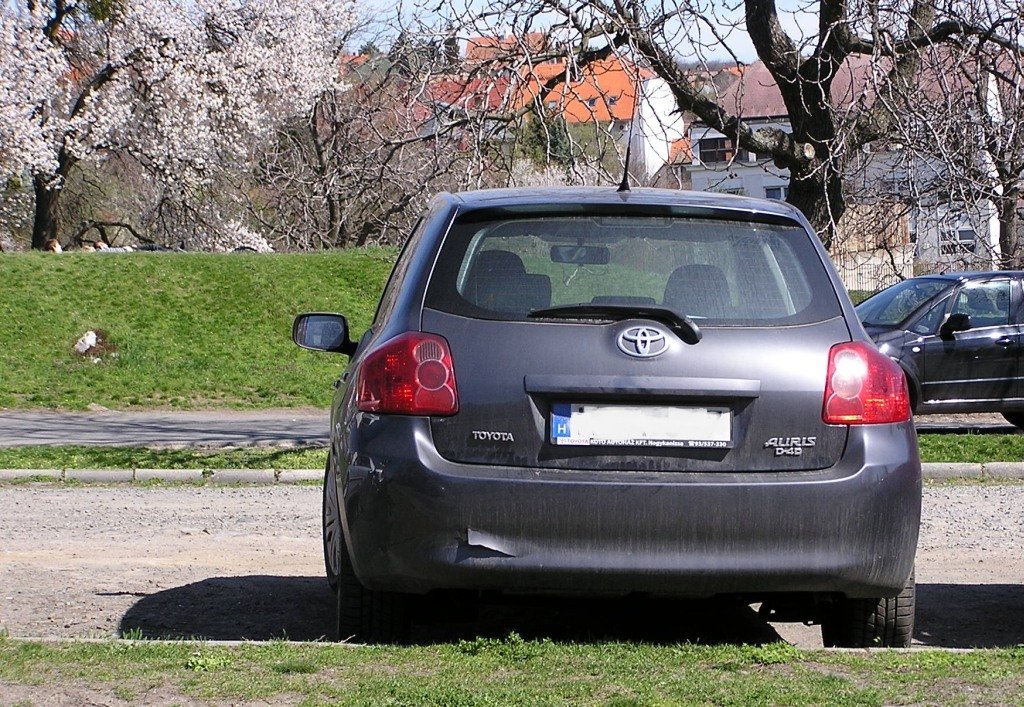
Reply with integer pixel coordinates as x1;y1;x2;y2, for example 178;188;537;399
0;484;1022;648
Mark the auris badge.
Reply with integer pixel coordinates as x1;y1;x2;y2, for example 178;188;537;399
764;436;817;456
617;326;668;358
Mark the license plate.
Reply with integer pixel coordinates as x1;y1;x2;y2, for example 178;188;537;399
550;403;732;448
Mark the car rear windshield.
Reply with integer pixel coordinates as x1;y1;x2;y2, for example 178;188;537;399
424;212;842;326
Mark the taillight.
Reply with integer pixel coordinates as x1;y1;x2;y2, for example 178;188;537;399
822;341;910;424
356;333;459;415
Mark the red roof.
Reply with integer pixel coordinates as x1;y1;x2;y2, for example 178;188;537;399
515;56;653;122
425;74;512;113
720;56;883;119
465;33;548;63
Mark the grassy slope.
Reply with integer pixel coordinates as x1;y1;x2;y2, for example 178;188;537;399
0;250;395;410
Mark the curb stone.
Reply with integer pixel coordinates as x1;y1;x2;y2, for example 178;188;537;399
921;463;983;479
207;469;276;485
135;469;205;483
277;469;322;484
64;468;134;483
982;462;1024;479
0;465;1021;484
0;468;62;481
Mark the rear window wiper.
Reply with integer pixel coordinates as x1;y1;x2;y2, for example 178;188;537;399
528;304;702;345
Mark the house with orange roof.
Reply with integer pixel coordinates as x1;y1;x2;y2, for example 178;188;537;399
508;53;689;180
684;58;998;282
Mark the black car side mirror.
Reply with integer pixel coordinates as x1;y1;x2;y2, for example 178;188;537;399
293;313;356;355
939;312;971;340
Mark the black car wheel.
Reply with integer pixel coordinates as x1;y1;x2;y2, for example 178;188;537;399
334;532;410;644
821;571;915;648
322;455;341;591
1002;412;1024;431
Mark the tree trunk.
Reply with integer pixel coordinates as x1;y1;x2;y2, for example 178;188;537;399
786;162;846;250
30;150;76;250
997;191;1021;270
31;174;61;250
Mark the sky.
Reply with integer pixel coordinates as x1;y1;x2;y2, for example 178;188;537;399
357;0;822;64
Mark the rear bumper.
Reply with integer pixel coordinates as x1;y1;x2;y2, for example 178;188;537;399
338;417;921;599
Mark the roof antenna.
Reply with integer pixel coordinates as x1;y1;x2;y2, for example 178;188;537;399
617;90;639;192
617;117;635;192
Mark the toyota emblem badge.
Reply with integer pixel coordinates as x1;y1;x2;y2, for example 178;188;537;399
617;326;668;358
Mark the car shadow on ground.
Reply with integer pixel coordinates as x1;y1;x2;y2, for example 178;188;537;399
915;583;1024;648
118;575;783;644
117;576;1024;648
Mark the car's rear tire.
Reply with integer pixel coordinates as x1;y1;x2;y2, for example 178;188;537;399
335;536;410;644
1002;412;1024;430
821;571;915;648
322;456;341;592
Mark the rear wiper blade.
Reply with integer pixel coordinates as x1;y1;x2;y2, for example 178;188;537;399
528;304;702;345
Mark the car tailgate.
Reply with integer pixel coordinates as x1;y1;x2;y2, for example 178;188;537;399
423;309;850;472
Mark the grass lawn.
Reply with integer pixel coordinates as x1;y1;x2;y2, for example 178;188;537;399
0;637;1021;705
917;434;1024;464
0;250;395;410
0;434;1019;470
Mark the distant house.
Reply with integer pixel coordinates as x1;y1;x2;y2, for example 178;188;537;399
683;58;998;285
507;53;687;180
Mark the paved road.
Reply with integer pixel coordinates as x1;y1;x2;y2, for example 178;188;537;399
0;409;329;448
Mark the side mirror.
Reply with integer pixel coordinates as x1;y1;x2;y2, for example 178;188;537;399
939;312;971;340
292;313;356;355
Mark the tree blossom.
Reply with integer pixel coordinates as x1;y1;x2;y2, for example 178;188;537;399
0;0;355;246
0;8;67;180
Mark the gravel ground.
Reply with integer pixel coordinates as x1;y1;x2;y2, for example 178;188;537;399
0;484;1021;648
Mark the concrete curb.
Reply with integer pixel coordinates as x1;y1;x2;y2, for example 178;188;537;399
0;468;325;484
0;464;1021;484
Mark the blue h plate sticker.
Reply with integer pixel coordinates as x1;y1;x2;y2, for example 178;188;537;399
551;403;572;442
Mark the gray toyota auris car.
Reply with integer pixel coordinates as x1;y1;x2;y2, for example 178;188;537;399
294;187;921;646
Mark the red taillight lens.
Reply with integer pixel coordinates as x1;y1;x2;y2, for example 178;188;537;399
823;341;910;424
356;332;459;415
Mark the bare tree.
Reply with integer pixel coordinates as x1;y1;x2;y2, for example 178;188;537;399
397;0;1021;248
882;10;1024;269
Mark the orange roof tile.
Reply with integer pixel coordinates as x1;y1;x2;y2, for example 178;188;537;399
515;56;652;122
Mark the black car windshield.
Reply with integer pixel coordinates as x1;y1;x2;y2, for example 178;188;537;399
856;278;950;327
425;211;842;326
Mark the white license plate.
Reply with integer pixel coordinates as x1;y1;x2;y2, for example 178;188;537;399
550;403;732;448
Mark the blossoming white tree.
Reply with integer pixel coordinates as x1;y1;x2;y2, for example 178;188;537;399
0;0;354;248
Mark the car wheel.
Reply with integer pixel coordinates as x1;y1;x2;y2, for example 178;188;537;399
1002;412;1024;430
322;455;341;591
821;571;915;648
334;533;410;644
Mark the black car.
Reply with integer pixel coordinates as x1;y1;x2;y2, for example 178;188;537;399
294;187;921;646
856;272;1024;427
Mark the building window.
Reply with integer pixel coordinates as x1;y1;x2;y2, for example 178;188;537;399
940;228;977;255
765;186;789;200
698;137;747;164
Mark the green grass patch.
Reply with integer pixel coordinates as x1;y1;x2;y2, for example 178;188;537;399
918;434;1024;463
0;250;395;410
0;638;1021;705
0;445;327;469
